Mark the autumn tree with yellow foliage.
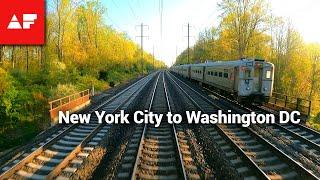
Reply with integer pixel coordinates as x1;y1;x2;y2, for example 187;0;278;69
176;0;320;118
0;0;165;150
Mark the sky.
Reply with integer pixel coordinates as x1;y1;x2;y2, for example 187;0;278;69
102;0;320;66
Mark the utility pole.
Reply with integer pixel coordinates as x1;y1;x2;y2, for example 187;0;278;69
175;45;178;63
136;23;149;74
184;23;193;64
187;23;190;64
153;45;155;70
159;0;163;39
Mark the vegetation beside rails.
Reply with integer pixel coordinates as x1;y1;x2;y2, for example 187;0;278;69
307;113;320;132
0;0;165;152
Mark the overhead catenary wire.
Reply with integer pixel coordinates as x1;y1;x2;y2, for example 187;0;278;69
106;13;123;31
128;0;140;22
110;0;119;9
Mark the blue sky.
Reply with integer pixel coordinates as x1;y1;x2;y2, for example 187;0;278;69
102;0;320;66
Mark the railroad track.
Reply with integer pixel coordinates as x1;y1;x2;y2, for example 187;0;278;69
167;71;318;179
199;80;320;175
117;71;200;179
201;83;320;152
0;72;157;180
253;106;320;153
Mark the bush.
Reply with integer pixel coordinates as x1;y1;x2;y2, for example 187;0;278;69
52;84;79;98
76;75;109;92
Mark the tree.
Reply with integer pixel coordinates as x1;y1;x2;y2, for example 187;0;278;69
0;46;3;63
307;44;320;100
218;0;270;58
53;0;73;61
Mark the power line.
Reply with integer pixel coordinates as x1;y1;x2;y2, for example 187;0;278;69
128;1;139;21
106;14;123;31
111;0;119;9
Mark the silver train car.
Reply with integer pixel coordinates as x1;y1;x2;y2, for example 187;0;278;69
171;59;274;103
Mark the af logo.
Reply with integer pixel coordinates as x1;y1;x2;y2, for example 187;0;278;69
7;14;38;30
0;0;44;45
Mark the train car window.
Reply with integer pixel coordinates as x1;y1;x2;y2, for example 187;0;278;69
244;70;251;78
214;72;218;76
219;72;222;77
254;68;261;78
224;73;228;78
266;70;271;79
211;72;213;76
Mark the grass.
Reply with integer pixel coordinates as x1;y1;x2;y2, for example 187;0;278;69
0;122;40;152
306;113;320;131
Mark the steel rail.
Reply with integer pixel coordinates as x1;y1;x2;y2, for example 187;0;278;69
163;72;188;180
255;106;320;145
202;84;319;140
131;71;187;179
204;86;320;165
131;72;161;180
47;73;155;179
167;71;319;179
166;71;269;179
0;72;156;179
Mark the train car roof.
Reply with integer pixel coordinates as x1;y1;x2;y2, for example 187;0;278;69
173;59;273;68
194;59;271;67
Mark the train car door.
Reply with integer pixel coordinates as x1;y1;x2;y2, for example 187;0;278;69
253;64;263;92
234;67;239;92
202;66;205;82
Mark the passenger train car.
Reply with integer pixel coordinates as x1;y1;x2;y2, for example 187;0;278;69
171;59;274;103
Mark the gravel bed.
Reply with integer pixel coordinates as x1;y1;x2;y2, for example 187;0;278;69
250;124;320;176
71;124;134;179
195;125;242;180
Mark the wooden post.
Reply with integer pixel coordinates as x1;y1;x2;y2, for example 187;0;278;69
284;95;288;108
308;100;312;116
296;98;301;111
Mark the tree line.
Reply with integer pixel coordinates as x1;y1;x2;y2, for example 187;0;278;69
176;0;320;117
0;0;165;150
